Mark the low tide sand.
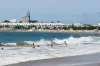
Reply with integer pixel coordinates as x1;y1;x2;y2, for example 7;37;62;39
4;52;100;66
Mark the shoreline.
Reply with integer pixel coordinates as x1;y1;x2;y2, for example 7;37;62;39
5;52;100;66
0;30;100;34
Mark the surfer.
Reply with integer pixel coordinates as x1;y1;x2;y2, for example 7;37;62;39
32;43;35;48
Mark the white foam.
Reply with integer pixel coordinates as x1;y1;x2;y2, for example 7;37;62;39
24;41;33;45
2;43;17;46
1;36;100;66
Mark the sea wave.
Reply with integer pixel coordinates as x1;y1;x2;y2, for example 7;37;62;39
1;36;100;47
1;36;100;66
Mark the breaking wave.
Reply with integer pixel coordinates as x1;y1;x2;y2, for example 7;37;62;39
1;36;100;47
1;36;100;66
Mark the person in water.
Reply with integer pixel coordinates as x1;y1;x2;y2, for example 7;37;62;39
32;43;35;48
51;44;53;47
64;41;68;46
47;43;49;46
1;47;4;50
37;45;40;47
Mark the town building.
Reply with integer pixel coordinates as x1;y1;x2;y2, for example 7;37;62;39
9;19;17;23
73;22;83;26
21;10;30;23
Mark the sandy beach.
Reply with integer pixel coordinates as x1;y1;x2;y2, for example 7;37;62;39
0;29;100;33
35;30;100;33
4;52;100;66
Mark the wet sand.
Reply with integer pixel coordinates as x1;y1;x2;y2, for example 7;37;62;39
5;52;100;66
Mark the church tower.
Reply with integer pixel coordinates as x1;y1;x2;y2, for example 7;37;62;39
26;10;30;23
21;10;31;23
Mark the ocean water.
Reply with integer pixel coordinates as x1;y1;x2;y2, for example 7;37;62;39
1;32;100;66
0;32;100;43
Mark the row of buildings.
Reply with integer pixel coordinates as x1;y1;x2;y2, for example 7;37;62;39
0;11;100;30
0;11;68;30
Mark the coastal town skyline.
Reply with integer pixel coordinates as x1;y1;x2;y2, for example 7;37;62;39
0;0;100;23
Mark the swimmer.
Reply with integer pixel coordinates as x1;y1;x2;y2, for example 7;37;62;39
47;43;49;46
37;45;40;47
64;41;68;46
32;43;35;48
1;47;4;50
51;44;53;47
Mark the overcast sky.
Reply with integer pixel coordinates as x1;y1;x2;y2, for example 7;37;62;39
0;0;100;23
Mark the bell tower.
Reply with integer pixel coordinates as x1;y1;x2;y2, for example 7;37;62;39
26;10;30;23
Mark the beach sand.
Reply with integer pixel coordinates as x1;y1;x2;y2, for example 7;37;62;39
4;52;100;66
0;29;100;33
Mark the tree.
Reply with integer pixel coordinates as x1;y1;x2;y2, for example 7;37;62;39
27;26;36;30
57;21;60;23
45;27;50;30
5;25;10;28
0;26;3;28
30;20;38;23
4;20;10;22
38;27;41;29
62;27;68;30
58;27;62;30
14;25;25;30
19;21;22;23
51;22;55;23
85;26;95;30
53;27;57;30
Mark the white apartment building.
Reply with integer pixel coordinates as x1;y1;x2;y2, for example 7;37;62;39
0;23;64;26
73;22;83;26
97;23;100;26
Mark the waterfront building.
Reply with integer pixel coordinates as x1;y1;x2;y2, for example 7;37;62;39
9;19;17;23
21;10;30;23
73;22;83;26
0;22;65;30
97;23;100;26
0;23;64;26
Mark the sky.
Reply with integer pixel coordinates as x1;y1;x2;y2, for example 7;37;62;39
0;0;100;23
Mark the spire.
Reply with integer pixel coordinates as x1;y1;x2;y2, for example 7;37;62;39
26;10;30;23
26;10;30;17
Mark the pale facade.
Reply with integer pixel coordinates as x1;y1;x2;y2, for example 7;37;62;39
0;23;64;26
21;11;30;23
